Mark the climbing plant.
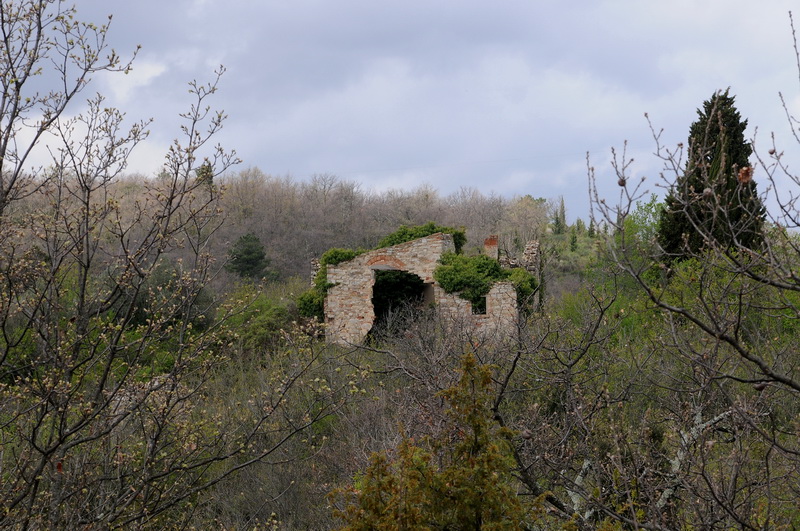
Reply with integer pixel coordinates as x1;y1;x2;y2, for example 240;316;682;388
297;247;365;319
434;253;536;313
377;221;466;253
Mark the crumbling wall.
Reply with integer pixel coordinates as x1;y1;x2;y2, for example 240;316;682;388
324;233;519;345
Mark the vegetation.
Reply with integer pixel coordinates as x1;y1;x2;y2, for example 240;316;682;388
330;354;531;529
433;253;536;313
658;89;766;260
1;2;799;529
377;221;467;253
298;223;467;320
225;232;273;279
298;247;365;319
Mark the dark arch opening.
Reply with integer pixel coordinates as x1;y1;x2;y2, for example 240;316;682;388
369;269;427;338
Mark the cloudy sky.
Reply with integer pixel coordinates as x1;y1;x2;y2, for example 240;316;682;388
76;0;800;220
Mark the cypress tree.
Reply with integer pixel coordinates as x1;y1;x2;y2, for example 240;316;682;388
658;89;765;261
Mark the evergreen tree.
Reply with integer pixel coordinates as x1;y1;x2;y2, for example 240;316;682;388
330;354;532;529
195;159;215;190
225;233;271;279
658;89;765;260
552;196;567;235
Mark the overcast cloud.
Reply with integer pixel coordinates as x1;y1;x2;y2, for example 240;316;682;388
73;0;800;220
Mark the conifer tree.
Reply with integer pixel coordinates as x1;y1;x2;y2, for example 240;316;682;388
226;233;271;279
658;89;765;260
552;196;567;235
330;354;531;529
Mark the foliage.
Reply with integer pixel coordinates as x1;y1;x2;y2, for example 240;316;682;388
0;3;341;527
320;247;364;268
225;232;273;279
220;282;298;354
434;252;536;313
298;247;365;319
552;196;567;234
585;39;800;526
434;253;508;313
658;89;765;260
507;267;537;309
330;354;532;529
298;225;465;321
296;288;326;321
377;221;467;254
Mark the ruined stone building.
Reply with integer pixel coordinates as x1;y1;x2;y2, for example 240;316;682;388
323;233;519;345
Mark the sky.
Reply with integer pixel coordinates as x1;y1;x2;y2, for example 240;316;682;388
71;0;800;221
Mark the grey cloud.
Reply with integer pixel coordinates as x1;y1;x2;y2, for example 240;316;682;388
71;0;800;220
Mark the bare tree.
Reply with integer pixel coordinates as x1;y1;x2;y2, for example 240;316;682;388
0;3;353;528
0;1;137;216
579;17;800;528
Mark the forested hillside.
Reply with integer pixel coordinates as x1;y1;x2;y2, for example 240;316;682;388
1;2;799;529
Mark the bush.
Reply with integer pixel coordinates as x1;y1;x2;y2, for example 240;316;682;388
378;222;466;253
222;286;294;354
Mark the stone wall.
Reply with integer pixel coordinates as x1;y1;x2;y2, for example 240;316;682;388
324;233;519;345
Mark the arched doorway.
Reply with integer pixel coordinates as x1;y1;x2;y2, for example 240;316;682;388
369;269;428;337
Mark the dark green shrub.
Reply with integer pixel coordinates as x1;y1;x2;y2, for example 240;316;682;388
435;253;537;313
225;233;274;279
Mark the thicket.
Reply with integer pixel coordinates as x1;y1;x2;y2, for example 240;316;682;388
4;3;798;529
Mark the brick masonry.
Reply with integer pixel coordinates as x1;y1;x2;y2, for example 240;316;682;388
324;233;519;344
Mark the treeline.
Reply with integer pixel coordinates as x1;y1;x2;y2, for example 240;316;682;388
213;169;559;280
2;2;799;529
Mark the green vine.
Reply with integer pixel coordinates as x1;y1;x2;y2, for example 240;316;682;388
297;224;480;320
433;253;536;313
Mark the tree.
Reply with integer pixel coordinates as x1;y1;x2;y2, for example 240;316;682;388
552;196;567;235
569;226;578;252
330;354;532;530
658;89;765;260
0;3;343;528
225;232;271;279
0;1;137;217
585;30;800;526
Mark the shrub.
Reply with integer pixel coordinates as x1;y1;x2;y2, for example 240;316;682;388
434;253;536;313
377;222;466;253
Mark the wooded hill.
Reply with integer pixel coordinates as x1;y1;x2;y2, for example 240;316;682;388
1;2;799;529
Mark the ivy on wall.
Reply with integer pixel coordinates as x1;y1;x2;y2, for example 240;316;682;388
434;253;536;313
296;223;535;321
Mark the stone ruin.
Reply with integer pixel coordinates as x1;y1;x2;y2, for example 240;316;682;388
323;233;519;345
